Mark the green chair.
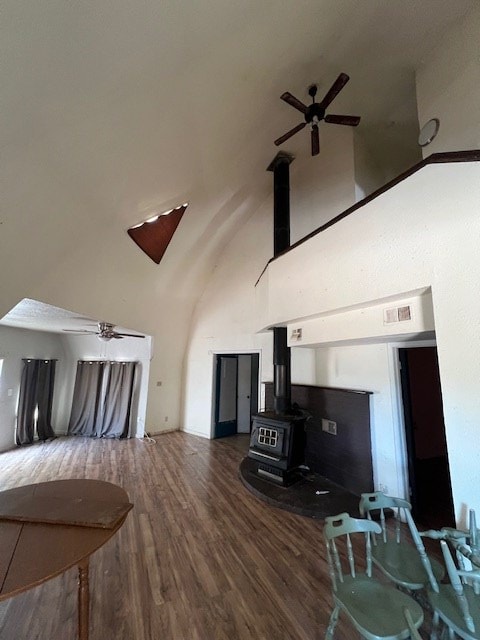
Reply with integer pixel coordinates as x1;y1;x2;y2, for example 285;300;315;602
323;511;424;640
404;607;424;640
359;492;445;591
421;509;480;568
420;510;480;639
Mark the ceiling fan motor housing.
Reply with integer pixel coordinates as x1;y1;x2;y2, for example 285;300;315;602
98;321;116;339
305;103;325;124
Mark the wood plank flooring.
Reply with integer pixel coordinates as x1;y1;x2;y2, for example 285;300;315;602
0;433;387;639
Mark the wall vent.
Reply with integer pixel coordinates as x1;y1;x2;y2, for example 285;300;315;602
398;305;412;321
384;305;412;324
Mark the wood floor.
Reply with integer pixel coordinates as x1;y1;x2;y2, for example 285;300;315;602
0;433;378;639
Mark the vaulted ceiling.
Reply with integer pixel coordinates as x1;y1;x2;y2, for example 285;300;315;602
0;0;475;331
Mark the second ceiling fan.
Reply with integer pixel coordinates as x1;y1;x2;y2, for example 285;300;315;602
274;72;361;156
63;321;146;342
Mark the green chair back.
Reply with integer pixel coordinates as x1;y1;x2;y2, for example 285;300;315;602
359;491;444;591
323;512;424;640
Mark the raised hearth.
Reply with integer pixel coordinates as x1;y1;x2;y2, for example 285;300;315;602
240;457;361;520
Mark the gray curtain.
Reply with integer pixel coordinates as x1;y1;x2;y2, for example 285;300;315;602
68;361;106;436
101;362;137;438
68;361;137;438
16;359;57;446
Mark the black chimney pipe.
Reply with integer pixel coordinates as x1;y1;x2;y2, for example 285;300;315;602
268;152;294;257
273;326;290;413
267;152;295;414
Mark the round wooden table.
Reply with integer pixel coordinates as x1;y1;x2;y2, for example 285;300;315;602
0;479;133;640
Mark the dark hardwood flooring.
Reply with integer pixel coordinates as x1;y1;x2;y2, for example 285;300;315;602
0;433;422;639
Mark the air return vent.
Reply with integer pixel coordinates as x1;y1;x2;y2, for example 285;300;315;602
384;305;412;324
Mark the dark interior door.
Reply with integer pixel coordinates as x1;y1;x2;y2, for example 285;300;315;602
399;346;455;528
214;355;238;438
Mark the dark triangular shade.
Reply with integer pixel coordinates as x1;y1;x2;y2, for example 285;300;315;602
127;205;187;264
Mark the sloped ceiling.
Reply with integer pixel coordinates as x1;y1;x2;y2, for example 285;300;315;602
0;0;474;326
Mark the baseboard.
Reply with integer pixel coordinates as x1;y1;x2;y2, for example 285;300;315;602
145;427;180;437
181;427;210;439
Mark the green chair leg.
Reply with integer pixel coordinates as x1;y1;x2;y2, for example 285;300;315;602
325;604;340;640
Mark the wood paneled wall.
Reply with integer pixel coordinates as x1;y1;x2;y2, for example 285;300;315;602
264;383;373;495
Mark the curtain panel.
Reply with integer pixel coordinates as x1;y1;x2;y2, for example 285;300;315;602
16;359;57;446
68;361;138;439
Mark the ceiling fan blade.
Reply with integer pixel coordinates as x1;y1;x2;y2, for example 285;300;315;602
280;92;308;114
62;329;96;334
311;124;320;156
318;73;350;110
274;122;307;146
115;332;146;339
325;114;361;126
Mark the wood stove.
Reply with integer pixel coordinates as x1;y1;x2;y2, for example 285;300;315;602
248;411;305;485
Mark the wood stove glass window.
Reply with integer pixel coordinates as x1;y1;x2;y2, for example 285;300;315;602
258;427;278;448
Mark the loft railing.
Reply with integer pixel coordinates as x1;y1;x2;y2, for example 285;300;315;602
256;149;480;287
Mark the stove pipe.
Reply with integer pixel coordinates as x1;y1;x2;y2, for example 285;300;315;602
267;152;295;414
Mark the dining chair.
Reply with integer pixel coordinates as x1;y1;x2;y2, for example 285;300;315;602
427;539;480;639
359;491;445;591
323;511;424;640
421;510;480;569
419;510;480;639
404;607;424;640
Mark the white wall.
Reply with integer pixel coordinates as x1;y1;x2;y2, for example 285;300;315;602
183;131;358;438
256;161;480;521
416;3;480;156
290;348;317;385
290;127;356;242
287;291;434;348
182;194;273;437
0;326;66;452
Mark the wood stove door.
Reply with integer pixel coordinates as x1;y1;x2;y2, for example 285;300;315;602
214;355;238;438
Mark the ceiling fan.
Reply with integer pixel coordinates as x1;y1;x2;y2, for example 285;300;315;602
63;321;146;342
274;73;361;156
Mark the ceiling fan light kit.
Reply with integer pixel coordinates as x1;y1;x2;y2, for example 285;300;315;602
275;72;361;156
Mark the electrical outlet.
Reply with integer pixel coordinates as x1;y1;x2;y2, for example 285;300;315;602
291;327;302;340
164;416;168;422
322;419;337;435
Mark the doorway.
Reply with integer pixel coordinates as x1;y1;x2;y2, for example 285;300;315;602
399;346;455;528
213;353;259;438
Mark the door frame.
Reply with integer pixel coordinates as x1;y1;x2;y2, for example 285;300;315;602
210;350;262;439
388;339;441;502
